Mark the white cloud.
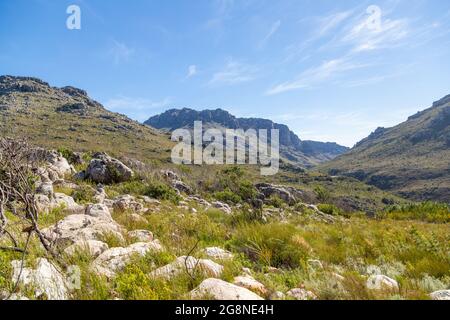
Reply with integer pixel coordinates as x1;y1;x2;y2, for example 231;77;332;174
316;11;353;37
209;59;257;86
109;40;134;64
259;20;281;48
104;96;172;122
187;65;198;78
266;58;367;95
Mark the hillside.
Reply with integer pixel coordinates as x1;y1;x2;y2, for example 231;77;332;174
0;75;173;164
145;108;349;167
320;94;450;203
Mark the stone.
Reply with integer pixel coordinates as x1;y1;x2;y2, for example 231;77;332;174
366;275;399;291
269;291;285;300
255;183;296;205
54;193;84;214
85;152;133;184
33;149;75;182
233;276;268;296
128;230;154;242
212;201;232;215
190;278;264;300
113;195;144;213
85;203;113;220
42;214;124;249
64;240;109;258
430;290;450;300
150;256;223;280
202;247;233;260
286;288;317;300
93;241;163;278
11;258;68;300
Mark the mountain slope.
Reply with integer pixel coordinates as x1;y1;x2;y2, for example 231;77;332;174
0;75;173;163
145;108;349;167
320;94;450;203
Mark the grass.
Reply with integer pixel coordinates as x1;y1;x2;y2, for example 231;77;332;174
380;202;450;223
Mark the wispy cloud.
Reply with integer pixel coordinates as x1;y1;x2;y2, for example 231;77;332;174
105;96;172;121
186;65;198;78
316;11;353;37
259;20;281;48
109;40;134;65
209;59;257;86
266;58;367;95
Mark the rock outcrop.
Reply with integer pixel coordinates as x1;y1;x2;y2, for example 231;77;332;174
190;278;264;300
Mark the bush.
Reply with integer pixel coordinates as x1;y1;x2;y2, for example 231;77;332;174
314;186;330;203
232;223;311;269
382;202;449;223
317;203;341;216
214;189;242;204
72;184;96;204
144;181;180;203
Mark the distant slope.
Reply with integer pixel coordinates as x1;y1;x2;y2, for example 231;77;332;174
320;94;450;203
145;108;349;167
0;75;173;162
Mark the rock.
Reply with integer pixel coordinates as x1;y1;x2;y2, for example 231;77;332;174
233;276;267;296
113;195;144;213
187;196;211;208
11;258;68;300
430;290;450;300
269;291;285;300
93;184;107;203
128;230;154;242
161;170;180;181
150;256;223;280
286;288;317;300
85;203;113;220
140;196;161;205
212;201;232;215
190;278;264;300
54;193;84;214
242;267;253;276
255;183;296;205
366;275;399;291
64;240;109;258
36;181;54;197
171;180;193;194
202;247;233;260
42;214;124;249
85;152;133;184
33;149;74;182
93;241;163;278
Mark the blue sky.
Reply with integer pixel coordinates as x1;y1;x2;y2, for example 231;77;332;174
1;0;450;146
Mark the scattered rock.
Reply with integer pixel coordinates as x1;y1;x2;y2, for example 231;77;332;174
128;230;154;242
430;290;450;300
93;241;163;278
233;276;268;296
269;291;285;300
212;201;232;215
255;183;296;204
34;149;75;182
150;256;224;280
113;195;145;213
190;278;264;300
366;275;399;291
286;288;317;300
202;247;233;260
85;203;114;220
11;258;68;300
64;240;109;258
84;152;133;184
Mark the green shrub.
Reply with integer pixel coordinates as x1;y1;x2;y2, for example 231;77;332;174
314;186;330;203
72;184;96;204
317;203;341;216
144;181;180;203
382;202;449;223
214;189;242;204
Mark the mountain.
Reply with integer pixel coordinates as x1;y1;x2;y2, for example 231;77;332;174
320;94;450;203
145;108;349;167
0;75;173;162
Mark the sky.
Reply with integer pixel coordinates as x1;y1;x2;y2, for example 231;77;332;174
1;0;450;147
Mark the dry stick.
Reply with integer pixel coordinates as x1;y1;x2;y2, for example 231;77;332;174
184;239;201;281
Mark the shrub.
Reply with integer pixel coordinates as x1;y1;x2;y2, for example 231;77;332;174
317;204;341;216
314;186;330;203
144;181;180;203
72;184;96;204
382;202;449;223
214;189;242;204
232;223;311;269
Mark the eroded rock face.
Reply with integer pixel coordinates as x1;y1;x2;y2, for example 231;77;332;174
366;275;399;291
430;290;450;300
113;195;144;213
190;278;264;300
85;153;133;184
150;256;223;280
93;241;163;278
34;149;75;182
35;193;84;215
11;258;68;300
